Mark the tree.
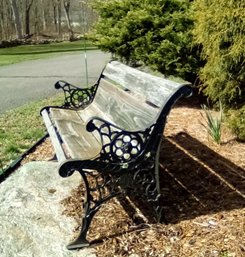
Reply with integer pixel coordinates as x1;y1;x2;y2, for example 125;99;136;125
41;0;47;31
193;0;245;140
63;0;74;40
24;0;34;36
90;0;202;83
0;0;96;41
10;0;22;39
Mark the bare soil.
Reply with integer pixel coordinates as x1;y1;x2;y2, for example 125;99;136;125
23;99;245;257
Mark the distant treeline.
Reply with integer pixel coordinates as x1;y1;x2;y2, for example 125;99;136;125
0;0;97;41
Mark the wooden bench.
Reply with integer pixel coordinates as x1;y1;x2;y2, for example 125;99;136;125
41;61;192;250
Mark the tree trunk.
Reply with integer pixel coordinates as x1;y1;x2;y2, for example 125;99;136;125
0;13;4;40
25;0;34;37
10;0;22;39
25;9;30;35
53;5;57;32
63;0;74;40
34;5;39;39
0;1;5;40
57;0;61;37
41;0;46;31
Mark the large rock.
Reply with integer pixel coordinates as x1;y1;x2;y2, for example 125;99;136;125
0;161;96;257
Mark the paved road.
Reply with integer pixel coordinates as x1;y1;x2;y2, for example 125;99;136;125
0;50;110;114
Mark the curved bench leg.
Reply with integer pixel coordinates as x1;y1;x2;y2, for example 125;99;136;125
132;167;165;223
66;202;93;250
64;168;121;250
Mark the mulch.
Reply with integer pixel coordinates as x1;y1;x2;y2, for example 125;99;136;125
22;99;245;257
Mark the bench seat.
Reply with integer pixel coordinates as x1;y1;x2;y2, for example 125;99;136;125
49;108;102;160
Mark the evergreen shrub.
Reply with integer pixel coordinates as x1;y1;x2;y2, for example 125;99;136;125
91;0;202;83
193;0;245;108
193;0;245;140
227;106;245;141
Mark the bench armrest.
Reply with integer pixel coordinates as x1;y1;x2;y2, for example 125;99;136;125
86;117;154;164
55;80;98;110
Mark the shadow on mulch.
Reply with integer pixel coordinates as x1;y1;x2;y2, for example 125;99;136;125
158;132;245;224
62;131;245;246
111;131;245;227
175;89;206;109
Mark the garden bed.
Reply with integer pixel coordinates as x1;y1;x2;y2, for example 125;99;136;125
23;99;245;257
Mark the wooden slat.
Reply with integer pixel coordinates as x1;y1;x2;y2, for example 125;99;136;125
50;108;83;123
77;102;112;124
91;79;159;131
54;119;102;159
103;61;191;108
41;109;66;162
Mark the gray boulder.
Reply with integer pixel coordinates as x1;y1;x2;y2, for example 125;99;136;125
0;161;96;257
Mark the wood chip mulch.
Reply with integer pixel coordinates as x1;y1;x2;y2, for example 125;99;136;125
23;99;245;257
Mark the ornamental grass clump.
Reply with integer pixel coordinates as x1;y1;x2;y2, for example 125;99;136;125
201;101;223;144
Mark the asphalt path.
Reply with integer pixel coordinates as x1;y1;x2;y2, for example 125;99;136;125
0;50;110;114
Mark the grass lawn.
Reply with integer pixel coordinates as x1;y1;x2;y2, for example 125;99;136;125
0;40;97;173
0;40;96;66
0;94;63;174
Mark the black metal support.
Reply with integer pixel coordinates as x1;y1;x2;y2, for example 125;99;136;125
59;160;123;249
58;117;167;248
54;80;98;109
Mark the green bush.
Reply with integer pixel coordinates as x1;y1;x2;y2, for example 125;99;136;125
193;0;245;108
227;106;245;141
90;0;202;83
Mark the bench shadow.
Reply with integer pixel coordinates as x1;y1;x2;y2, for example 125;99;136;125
66;132;245;244
158;132;245;223
111;132;245;226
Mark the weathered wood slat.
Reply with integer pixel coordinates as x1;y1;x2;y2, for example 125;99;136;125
41;109;66;162
62;134;101;160
92;78;159;131
103;61;191;108
53;116;102;160
50;108;83;123
78;103;112;124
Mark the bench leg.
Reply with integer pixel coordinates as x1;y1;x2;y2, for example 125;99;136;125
154;143;166;223
63;168;121;250
66;201;95;250
131;167;165;223
59;156;165;250
126;147;165;224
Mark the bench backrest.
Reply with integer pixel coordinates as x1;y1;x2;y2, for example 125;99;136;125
80;61;191;131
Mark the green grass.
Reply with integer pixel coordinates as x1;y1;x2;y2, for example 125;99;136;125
0;40;97;174
0;93;63;174
0;40;96;66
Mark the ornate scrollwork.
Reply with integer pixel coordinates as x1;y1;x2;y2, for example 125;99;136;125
86;117;154;163
132;158;164;222
55;80;98;109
